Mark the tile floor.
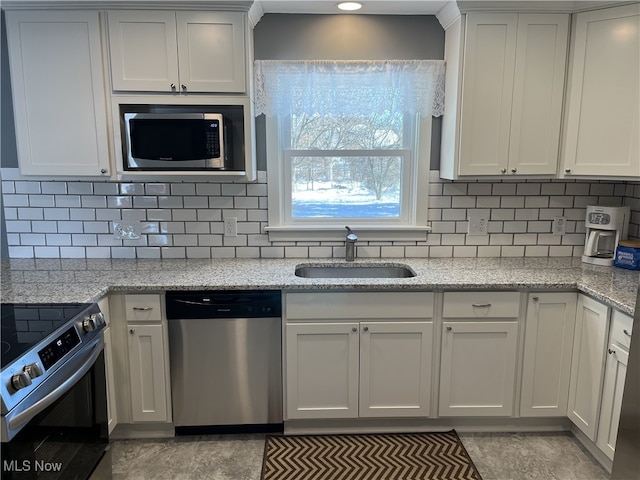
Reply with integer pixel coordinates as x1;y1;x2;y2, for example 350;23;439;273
105;431;609;480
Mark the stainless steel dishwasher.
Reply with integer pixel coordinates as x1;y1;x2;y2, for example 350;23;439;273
166;290;282;434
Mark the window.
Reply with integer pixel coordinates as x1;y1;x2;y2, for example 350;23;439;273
255;60;445;241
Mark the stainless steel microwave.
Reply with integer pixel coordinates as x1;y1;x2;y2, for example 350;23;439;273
123;113;230;170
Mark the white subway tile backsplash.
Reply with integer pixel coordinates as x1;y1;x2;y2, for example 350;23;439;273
29;195;55;207
3;172;638;259
34;246;59;258
120;183;145;195
5;195;29;207
15;181;41;194
55;196;81;208
525;245;549;257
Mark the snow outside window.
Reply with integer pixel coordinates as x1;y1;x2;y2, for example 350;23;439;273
256;60;445;242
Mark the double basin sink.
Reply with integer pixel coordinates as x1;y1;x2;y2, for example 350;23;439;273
295;263;416;279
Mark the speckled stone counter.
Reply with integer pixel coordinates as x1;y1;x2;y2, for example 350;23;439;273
1;257;638;315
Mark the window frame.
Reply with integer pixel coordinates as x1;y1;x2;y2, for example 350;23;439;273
264;114;432;242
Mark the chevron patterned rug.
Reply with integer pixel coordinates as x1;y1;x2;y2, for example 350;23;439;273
260;430;483;480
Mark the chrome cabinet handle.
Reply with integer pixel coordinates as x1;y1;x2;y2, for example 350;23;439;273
501;168;507;174
351;327;357;333
132;306;153;311
565;168;571;174
446;326;452;332
623;329;632;337
608;348;616;355
181;84;187;90
129;328;136;335
363;326;369;332
472;303;492;308
100;169;107;174
532;296;539;302
511;168;517;173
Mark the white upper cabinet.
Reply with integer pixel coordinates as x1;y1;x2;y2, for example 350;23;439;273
561;4;640;178
440;12;569;179
108;10;246;93
5;10;111;176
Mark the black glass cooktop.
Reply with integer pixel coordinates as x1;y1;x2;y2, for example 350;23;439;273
1;303;92;368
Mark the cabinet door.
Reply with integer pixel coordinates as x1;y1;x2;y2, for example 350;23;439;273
596;345;628;461
176;12;246;93
520;292;577;417
359;322;433;418
103;326;118;435
439;321;518;416
562;4;640;177
285;323;359;420
567;295;610;440
509;14;569;175
128;323;168;422
108;10;179;92
5;10;110;176
458;14;517;175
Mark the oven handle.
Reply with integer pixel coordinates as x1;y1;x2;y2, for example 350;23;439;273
9;337;104;431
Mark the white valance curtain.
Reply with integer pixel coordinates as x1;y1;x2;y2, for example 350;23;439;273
254;59;446;118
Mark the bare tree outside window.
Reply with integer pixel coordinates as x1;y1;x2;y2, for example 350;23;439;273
288;112;405;219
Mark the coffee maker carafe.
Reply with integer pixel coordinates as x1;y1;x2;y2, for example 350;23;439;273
582;205;630;266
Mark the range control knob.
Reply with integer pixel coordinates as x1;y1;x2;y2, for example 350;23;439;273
91;312;106;326
24;363;43;379
11;371;32;391
82;316;97;332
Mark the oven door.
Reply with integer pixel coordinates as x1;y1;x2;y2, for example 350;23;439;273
1;337;108;480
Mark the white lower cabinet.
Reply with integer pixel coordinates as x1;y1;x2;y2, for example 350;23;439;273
127;323;169;423
567;295;610;441
103;326;118;434
596;344;628;460
596;309;633;460
439;320;518;416
110;293;172;427
285;322;360;419
284;292;434;420
439;292;520;417
98;297;118;435
520;292;577;417
359;322;433;418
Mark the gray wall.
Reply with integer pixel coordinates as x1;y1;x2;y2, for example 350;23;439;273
252;14;445;171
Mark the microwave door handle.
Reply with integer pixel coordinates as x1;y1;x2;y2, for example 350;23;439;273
8;339;103;431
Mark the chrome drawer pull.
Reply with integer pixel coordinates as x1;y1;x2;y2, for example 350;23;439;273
132;306;153;311
471;303;492;308
623;329;631;337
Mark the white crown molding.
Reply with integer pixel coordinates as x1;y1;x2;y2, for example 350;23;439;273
248;0;265;27
436;1;460;29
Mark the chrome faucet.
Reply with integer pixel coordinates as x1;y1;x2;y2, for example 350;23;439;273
345;226;358;262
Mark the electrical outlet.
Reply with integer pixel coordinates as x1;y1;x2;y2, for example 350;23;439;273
224;217;237;237
553;216;567;235
468;214;488;236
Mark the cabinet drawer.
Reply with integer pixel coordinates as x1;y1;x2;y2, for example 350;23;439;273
443;292;520;318
124;294;162;322
286;292;434;320
610;309;633;351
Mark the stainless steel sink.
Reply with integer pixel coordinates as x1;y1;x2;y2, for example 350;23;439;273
294;263;416;279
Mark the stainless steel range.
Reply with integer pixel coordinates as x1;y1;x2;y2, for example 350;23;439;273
1;303;108;480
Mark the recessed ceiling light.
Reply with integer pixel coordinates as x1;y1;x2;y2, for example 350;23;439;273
337;2;363;12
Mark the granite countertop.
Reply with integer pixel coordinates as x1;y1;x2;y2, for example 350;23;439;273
1;257;638;315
